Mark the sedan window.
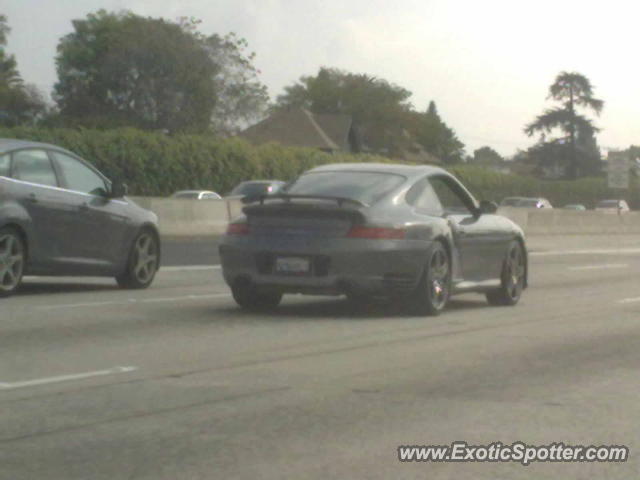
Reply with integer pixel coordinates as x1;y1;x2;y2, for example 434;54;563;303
406;178;443;215
0;154;9;177
51;151;108;196
12;149;58;187
429;176;474;215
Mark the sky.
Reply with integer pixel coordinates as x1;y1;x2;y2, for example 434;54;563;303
3;0;639;156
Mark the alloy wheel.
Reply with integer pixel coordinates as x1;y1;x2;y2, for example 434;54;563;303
429;247;449;309
0;233;24;293
133;233;158;284
506;245;525;299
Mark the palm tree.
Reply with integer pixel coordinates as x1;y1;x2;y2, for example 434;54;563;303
525;72;603;179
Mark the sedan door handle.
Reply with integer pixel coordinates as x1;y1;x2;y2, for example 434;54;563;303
79;202;90;212
27;193;38;203
457;228;467;236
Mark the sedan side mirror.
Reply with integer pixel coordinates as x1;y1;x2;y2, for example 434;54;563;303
478;200;498;215
109;181;128;199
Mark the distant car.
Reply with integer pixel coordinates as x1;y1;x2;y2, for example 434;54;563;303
171;190;221;200
228;180;285;198
501;197;553;209
220;163;528;315
595;199;630;213
563;204;587;211
0;139;161;297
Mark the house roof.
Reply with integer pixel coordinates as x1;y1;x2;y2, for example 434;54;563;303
238;108;353;151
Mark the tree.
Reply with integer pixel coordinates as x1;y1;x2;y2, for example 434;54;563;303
204;33;269;135
473;146;503;165
54;10;219;132
0;15;48;126
176;17;269;135
525;72;603;179
408;101;465;164
275;67;414;155
53;11;268;133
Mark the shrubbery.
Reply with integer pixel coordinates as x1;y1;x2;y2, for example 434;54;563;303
0;127;635;208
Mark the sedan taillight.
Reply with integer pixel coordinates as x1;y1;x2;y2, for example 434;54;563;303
347;226;406;239
226;223;250;235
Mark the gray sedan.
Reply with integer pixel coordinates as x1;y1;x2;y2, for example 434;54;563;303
219;163;528;315
0;139;161;297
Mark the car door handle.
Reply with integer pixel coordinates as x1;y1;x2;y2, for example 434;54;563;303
457;228;467;236
79;202;90;212
27;193;38;203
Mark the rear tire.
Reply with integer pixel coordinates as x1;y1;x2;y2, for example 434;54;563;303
116;230;159;289
345;292;370;306
486;241;525;306
232;280;282;310
406;242;451;316
0;227;26;298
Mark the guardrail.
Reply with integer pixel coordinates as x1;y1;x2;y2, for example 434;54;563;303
130;198;640;237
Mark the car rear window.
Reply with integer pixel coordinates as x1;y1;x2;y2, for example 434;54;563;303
500;197;523;206
231;182;271;196
517;199;540;207
283;171;405;205
173;192;200;199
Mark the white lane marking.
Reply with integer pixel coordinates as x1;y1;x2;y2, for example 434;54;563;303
531;248;640;257
35;293;231;310
161;265;221;272
138;293;230;303
569;264;628;271
618;297;640;304
37;300;124;309
0;366;137;390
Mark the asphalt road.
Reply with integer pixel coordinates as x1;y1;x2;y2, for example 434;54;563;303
2;237;640;479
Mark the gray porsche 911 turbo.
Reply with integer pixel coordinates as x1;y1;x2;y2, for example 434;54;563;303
219;163;527;315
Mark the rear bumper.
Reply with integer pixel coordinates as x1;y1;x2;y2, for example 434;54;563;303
219;235;432;296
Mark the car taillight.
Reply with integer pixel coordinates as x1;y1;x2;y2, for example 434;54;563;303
347;226;406;239
226;223;250;235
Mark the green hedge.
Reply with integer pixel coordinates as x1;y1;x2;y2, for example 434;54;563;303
0;127;636;208
0;127;389;196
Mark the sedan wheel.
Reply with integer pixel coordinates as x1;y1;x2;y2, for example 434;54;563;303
0;228;26;298
407;242;451;316
486;241;525;306
116;231;159;289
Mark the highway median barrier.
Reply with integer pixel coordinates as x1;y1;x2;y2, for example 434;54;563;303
130;198;640;239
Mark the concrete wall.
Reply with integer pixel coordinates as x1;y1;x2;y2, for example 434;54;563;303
130;197;243;237
498;207;640;235
131;198;640;238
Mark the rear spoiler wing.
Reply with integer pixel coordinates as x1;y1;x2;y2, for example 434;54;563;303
242;194;368;208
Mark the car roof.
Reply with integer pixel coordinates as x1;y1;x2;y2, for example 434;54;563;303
0;138;77;156
173;190;215;194
307;162;447;179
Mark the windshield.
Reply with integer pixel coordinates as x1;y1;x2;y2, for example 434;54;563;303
282;171;405;205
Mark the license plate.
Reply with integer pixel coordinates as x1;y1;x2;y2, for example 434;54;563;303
275;256;310;275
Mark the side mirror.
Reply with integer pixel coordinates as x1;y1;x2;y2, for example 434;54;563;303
478;200;498;215
109;181;128;199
